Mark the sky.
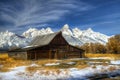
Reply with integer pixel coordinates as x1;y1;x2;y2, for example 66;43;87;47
0;0;120;36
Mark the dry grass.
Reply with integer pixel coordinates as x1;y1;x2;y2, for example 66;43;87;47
26;66;69;75
0;60;32;72
35;59;60;65
0;53;120;73
0;53;32;72
0;53;9;60
26;59;89;72
33;58;107;70
26;66;41;72
85;53;120;60
92;65;97;68
76;64;89;69
108;66;117;72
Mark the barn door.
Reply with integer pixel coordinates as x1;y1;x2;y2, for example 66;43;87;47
31;52;35;60
51;50;55;59
51;50;57;59
80;52;82;58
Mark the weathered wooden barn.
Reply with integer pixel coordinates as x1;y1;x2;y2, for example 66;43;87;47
8;32;85;60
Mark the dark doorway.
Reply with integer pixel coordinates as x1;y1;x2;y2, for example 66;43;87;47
30;52;35;59
51;50;56;59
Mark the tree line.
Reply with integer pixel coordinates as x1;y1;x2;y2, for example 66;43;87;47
80;34;120;54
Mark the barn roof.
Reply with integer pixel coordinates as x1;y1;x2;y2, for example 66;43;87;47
29;32;58;47
23;31;83;50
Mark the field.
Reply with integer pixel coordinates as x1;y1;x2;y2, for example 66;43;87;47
85;53;120;60
0;53;120;80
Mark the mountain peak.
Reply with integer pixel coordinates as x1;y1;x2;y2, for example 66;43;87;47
86;28;93;33
61;24;73;36
62;24;70;30
27;28;38;32
74;27;81;31
22;27;53;38
46;27;53;33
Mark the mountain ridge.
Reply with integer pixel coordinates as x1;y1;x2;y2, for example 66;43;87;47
0;24;110;50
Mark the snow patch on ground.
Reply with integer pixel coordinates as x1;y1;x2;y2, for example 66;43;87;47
67;62;76;65
30;63;39;67
111;60;120;65
45;63;60;66
0;59;120;80
68;65;120;80
0;65;120;80
88;62;109;65
90;57;112;60
0;66;27;80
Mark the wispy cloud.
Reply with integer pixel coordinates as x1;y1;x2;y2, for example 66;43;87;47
81;19;120;28
0;0;93;32
86;13;120;21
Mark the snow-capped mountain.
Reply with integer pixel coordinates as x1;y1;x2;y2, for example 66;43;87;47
61;24;110;45
61;24;73;36
80;28;109;44
0;31;31;50
22;27;53;38
72;27;109;44
0;24;110;50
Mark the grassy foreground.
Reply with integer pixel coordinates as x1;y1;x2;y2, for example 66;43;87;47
0;53;89;72
0;53;120;72
85;53;120;60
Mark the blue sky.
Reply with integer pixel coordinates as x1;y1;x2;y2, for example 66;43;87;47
0;0;120;35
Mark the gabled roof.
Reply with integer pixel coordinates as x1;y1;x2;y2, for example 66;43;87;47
29;32;59;47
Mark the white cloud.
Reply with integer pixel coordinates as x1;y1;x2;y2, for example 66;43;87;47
0;0;93;29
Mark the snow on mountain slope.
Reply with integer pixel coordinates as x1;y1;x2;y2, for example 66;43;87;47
61;24;110;45
72;28;82;38
72;27;109;44
63;34;83;46
80;28;109;44
22;27;53;38
61;24;73;36
0;24;110;50
0;31;31;50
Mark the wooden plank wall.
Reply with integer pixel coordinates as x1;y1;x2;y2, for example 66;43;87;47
27;32;84;59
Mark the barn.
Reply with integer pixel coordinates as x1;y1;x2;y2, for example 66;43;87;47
8;32;85;60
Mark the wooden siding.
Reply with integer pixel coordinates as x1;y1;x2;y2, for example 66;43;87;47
27;32;84;60
27;50;49;59
8;52;27;60
49;32;68;45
